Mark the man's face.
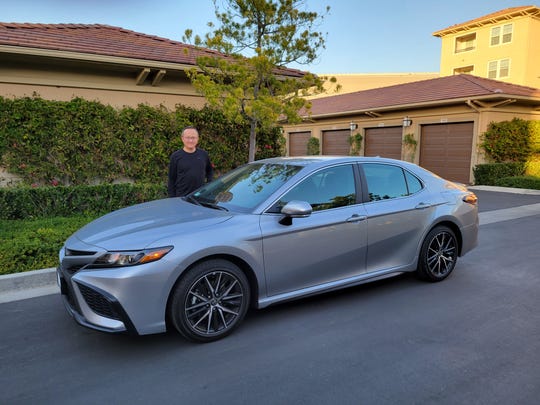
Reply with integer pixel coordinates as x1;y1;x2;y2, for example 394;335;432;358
182;129;199;150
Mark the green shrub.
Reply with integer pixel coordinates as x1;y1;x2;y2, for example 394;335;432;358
493;176;540;190
473;162;525;185
526;154;540;177
0;215;96;275
307;137;320;155
0;96;285;185
0;183;167;220
480;118;539;163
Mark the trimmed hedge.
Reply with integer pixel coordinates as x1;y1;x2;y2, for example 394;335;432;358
0;96;285;186
0;215;96;275
494;176;540;190
473;162;525;186
0;183;168;274
0;183;167;220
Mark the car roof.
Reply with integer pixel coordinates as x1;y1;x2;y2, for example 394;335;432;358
256;155;414;168
254;156;446;186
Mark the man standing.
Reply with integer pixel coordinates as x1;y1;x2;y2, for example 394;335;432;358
168;126;213;197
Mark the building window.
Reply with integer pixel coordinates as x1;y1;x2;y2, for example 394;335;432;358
490;24;513;46
455;33;476;53
454;65;474;75
488;59;510;79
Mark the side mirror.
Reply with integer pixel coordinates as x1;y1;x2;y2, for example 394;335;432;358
279;200;312;225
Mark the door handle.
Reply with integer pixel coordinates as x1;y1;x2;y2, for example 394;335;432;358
415;202;432;210
347;214;367;223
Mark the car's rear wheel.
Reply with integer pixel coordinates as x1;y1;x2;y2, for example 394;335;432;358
169;259;250;343
417;225;458;282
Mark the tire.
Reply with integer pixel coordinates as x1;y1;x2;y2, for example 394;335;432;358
416;226;458;282
169;259;250;343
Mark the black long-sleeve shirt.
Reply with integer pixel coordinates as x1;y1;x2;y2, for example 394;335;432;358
167;148;213;197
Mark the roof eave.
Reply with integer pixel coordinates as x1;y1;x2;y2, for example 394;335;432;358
433;6;540;37
0;44;197;72
304;94;540;120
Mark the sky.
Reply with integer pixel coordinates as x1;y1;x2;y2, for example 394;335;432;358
3;0;533;74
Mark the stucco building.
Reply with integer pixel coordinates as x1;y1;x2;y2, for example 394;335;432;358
0;23;304;109
2;6;540;185
283;5;540;184
434;5;540;89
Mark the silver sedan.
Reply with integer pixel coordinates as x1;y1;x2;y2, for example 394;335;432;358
57;156;478;342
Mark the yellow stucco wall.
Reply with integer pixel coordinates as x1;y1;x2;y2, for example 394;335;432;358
311;73;439;99
438;14;540;89
525;17;540;89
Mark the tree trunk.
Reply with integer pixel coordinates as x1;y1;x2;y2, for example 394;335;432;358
248;119;257;162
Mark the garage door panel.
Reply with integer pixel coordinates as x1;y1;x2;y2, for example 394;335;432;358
365;127;402;159
289;131;311;156
420;122;473;184
322;129;350;155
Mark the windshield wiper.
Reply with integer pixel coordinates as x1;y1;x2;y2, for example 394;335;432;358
184;195;229;211
184;195;202;206
199;201;229;211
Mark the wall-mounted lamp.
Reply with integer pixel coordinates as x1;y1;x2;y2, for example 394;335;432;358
350;121;358;132
402;116;412;127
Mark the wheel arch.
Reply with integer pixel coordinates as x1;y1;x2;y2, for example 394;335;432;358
165;254;260;327
429;220;463;256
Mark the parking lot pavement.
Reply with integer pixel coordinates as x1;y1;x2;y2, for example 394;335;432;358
1;186;539;304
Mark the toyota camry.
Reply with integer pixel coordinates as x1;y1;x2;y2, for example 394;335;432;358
57;156;478;342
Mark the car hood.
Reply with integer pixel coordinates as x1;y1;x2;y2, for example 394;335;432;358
68;198;233;250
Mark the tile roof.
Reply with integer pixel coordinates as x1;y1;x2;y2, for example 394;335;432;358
0;23;304;77
433;5;540;36
308;74;540;117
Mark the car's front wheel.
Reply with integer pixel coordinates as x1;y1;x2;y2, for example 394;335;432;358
416;225;458;282
169;259;250;343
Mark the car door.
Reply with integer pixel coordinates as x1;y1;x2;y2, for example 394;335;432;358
360;163;435;273
259;164;368;297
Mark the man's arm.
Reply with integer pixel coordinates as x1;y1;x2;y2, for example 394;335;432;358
205;154;214;183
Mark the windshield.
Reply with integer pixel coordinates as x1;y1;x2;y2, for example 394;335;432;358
190;163;302;212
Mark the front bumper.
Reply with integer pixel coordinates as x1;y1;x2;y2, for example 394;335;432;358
57;265;137;334
57;243;179;335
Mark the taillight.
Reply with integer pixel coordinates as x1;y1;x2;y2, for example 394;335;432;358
463;192;478;205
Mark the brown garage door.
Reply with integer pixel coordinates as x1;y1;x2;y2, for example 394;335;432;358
322;129;350;155
420;122;473;184
288;131;311;156
364;127;402;159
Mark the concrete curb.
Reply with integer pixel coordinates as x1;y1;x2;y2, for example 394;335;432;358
469;185;540;195
0;268;59;304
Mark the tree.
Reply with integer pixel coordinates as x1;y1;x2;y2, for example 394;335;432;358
184;0;335;162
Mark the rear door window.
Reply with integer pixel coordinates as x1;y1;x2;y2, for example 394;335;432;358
362;163;423;201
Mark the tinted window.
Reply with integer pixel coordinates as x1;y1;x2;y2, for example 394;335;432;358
363;163;422;201
272;165;356;212
193;163;302;211
405;170;423;194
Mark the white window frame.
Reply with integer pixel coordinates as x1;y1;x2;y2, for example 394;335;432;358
490;23;513;46
487;59;510;79
455;33;476;53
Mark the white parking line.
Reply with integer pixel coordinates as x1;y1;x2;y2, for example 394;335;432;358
479;203;540;225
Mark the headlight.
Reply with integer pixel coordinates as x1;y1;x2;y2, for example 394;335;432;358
90;246;173;268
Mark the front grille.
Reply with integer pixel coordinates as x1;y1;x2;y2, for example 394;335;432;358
65;265;85;275
65;248;97;256
77;283;121;320
58;270;76;308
